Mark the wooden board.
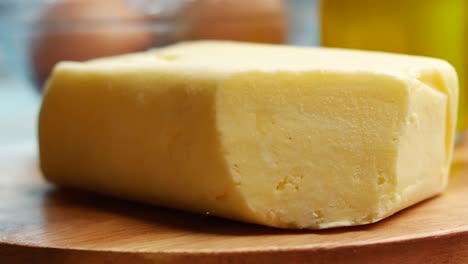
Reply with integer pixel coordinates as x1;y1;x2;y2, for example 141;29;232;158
1;148;468;263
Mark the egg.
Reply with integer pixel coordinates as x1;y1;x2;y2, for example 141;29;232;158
32;0;152;87
186;0;287;43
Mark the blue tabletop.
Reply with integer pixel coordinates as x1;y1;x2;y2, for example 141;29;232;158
0;77;39;162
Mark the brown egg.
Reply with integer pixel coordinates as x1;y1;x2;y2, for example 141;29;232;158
186;0;287;44
32;0;152;87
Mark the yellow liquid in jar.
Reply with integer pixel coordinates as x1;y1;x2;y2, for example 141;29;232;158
321;0;467;129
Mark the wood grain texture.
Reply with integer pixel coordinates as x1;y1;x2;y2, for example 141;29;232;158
0;149;468;263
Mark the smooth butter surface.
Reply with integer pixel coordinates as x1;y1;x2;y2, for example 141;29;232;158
39;41;458;229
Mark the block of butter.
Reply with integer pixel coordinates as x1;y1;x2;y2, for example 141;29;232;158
39;41;458;229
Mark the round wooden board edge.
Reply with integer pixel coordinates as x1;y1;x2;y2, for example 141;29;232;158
2;229;468;264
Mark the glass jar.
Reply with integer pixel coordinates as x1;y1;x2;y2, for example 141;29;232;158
321;0;467;130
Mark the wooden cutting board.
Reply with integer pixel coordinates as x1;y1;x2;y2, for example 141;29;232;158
1;147;468;264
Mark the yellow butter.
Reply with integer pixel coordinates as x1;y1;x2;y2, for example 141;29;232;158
39;41;458;229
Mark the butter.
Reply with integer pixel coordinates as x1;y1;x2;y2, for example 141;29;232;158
39;41;458;229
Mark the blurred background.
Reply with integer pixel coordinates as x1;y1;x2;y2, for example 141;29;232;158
0;0;466;159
